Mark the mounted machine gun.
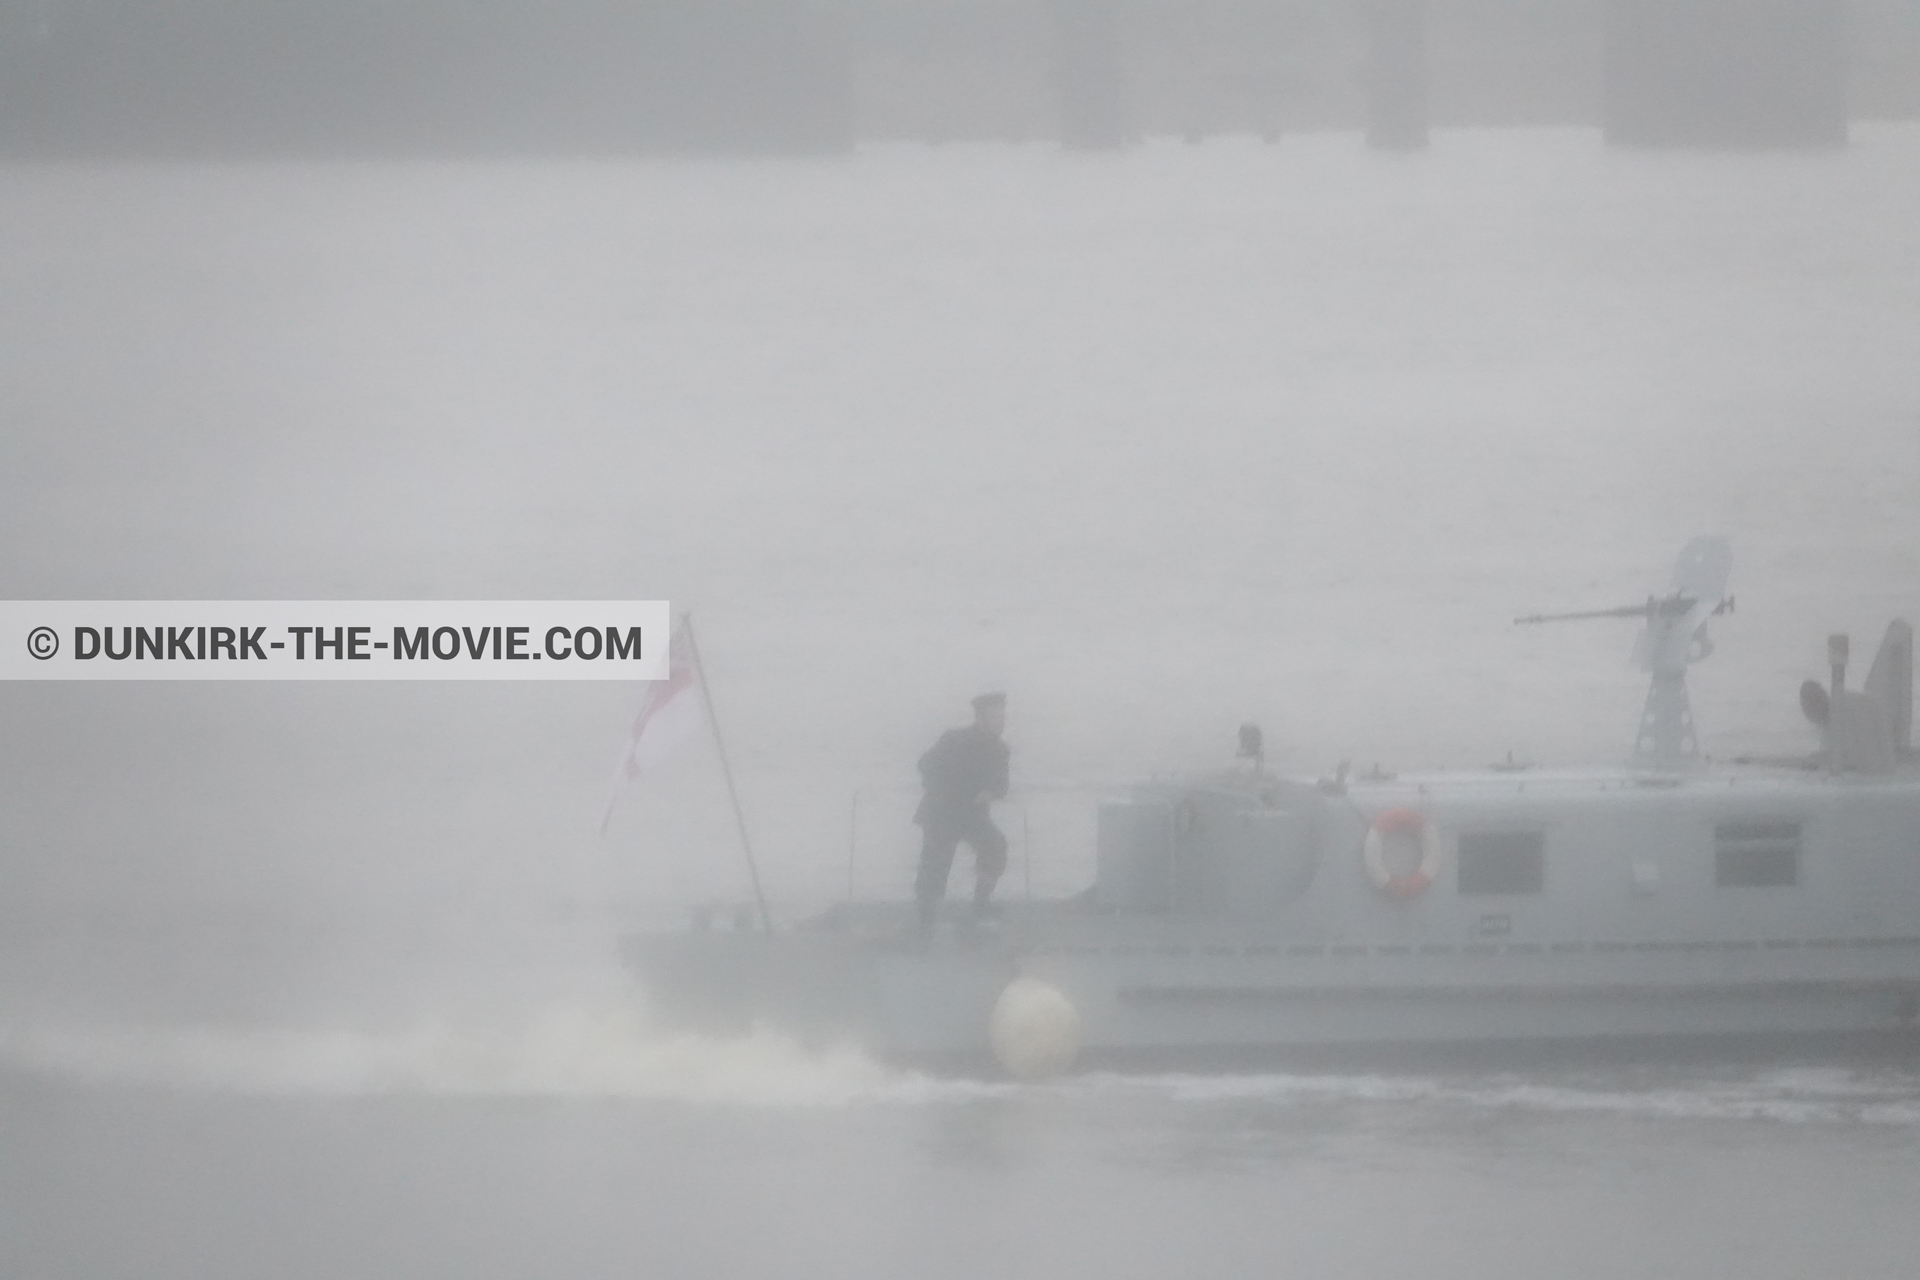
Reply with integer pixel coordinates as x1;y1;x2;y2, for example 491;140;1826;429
1516;537;1733;771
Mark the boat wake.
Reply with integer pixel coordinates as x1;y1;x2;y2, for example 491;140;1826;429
0;999;915;1106
9;1000;1919;1123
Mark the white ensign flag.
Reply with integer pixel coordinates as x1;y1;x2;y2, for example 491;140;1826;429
599;616;702;835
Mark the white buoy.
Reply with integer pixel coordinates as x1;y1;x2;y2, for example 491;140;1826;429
988;976;1083;1079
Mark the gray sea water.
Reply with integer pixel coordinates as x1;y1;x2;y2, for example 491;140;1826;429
3;126;1919;1278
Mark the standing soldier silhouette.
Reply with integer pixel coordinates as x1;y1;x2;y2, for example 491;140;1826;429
914;692;1010;929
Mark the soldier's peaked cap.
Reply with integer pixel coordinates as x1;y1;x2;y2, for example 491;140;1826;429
971;692;1006;711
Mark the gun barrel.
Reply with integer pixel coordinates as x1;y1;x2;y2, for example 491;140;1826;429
1514;603;1655;626
1514;592;1716;627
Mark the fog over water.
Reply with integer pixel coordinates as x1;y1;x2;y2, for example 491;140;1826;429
2;125;1919;1277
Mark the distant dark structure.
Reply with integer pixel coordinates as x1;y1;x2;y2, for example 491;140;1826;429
1604;0;1848;147
1363;0;1429;149
0;0;1909;157
0;0;856;158
1051;0;1132;149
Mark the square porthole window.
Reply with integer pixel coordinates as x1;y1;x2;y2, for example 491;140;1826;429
1714;821;1801;887
1458;832;1545;895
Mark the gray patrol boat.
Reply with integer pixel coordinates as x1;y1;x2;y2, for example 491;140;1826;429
625;540;1920;1074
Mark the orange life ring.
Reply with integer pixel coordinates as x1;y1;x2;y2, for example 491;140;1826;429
1362;807;1444;898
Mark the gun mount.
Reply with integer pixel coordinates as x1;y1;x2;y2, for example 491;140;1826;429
1516;537;1733;771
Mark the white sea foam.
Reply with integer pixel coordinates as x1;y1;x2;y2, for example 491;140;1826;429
0;1002;911;1106
9;1009;1920;1125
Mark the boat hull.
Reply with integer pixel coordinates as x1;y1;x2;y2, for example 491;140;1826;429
623;906;1920;1070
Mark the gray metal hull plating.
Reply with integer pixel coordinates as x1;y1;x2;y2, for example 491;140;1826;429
624;766;1920;1065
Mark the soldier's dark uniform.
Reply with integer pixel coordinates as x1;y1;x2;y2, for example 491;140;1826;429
914;708;1010;925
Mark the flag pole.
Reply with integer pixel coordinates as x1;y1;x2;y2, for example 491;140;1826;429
682;614;774;933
